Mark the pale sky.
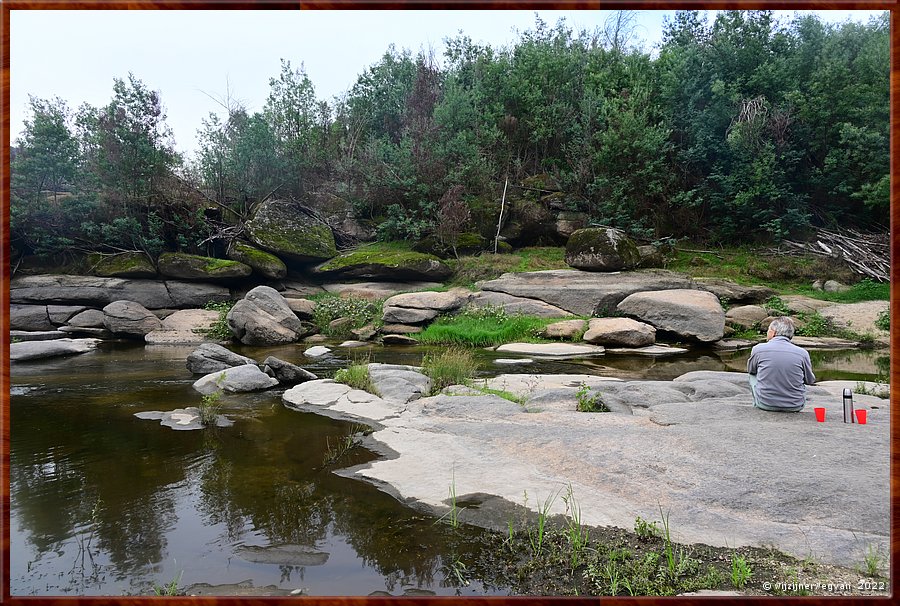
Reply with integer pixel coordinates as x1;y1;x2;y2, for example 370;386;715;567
9;9;886;159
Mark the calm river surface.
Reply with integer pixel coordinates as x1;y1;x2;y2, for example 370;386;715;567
9;341;886;596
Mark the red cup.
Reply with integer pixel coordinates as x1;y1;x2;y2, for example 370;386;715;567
855;409;867;425
814;407;826;422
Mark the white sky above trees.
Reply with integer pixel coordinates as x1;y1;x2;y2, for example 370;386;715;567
9;9;885;159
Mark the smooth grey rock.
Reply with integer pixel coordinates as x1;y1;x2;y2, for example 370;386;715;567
313;252;452;281
350;324;377;340
304;334;328;343
227;286;312;345
693;278;775;304
495;343;605;357
339;340;369;348
283;379;401;422
541;319;587;339
812;279;824;291
57;326;113;338
381;334;418;345
304;345;332;357
778;295;834;315
382;306;439;325
10;338;101;361
565;227;641;271
380;323;423;334
10;274;230;309
713;339;759;351
134;407;233;430
493;358;534;365
478;269;695;316
823;279;850;293
67;309;105;328
384;290;471;312
47;305;88;325
583;317;656;347
186;343;258;374
285;298;316;320
636;244;665;268
102;300;162;337
193;363;279;395
555;211;589;239
368;363;430;404
604;344;688;355
10;330;65;342
262;356;317;384
10;304;53;331
725;305;768;329
235;544;329;566
618;289;725;342
467;291;573;318
791;336;861;349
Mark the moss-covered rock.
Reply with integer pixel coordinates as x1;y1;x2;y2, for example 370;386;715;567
312;243;453;281
565;227;641;272
158;252;252;281
246;199;338;263
88;252;157;278
226;241;287;279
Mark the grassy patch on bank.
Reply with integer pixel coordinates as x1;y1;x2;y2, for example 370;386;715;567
422;347;479;395
448;247;568;287
309;292;383;336
415;306;557;347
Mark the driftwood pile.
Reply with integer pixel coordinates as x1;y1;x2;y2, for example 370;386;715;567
782;228;890;282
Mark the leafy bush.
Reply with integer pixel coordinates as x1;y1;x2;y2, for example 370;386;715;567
198;392;222;427
764;295;791;316
576;382;609;412
422;347;478;395
730;555;753;589
634;516;661;540
200;301;235;341
875;307;890;331
311;294;382;336
334;363;375;394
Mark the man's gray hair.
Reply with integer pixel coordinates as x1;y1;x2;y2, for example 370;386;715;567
769;316;795;339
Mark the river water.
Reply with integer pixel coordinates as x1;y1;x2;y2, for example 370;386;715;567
9;341;886;596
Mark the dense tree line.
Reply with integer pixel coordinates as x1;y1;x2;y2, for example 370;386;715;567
11;11;889;259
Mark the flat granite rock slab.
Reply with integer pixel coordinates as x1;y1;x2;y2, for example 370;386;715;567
495;342;605;357
134;407;233;430
605;344;689;355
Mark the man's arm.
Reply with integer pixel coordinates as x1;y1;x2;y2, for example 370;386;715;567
802;352;816;385
747;349;758;375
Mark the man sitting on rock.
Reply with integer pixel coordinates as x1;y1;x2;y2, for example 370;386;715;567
747;316;816;412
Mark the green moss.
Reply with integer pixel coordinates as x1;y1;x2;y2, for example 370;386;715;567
318;242;442;271
89;252;156;276
203;258;243;273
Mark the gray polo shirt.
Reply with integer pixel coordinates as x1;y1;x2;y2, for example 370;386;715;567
747;336;816;409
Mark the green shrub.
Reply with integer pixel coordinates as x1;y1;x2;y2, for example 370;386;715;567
634;516;661;540
764;296;791;316
200;301;235;341
576;382;609;412
875;307;890;331
198;391;222;427
422;347;478;395
334;363;375;394
730;555;752;589
311;293;382;336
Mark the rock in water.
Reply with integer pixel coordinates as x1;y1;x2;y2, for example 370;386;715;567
193;364;279;394
10;338;101;361
262;356;317;384
186;343;258;374
583;317;656;347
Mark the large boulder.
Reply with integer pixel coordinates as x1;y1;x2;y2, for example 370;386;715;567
583;317;657;347
186;343;258;374
157;252;252;282
192;363;279;395
541;319;587;339
226;241;287;280
88;252;157;278
10;275;231;309
693;278;775;304
565;227;641;271
144;309;221;345
617;289;725;342
246;199;338;263
10;304;53;331
725;305;768;329
312;245;452;281
227;286;312;345
285;298;316;320
67;309;108;328
47;305;89;325
467;291;573;318
554;211;589;240
478;269;695;317
102;301;162;338
381;289;471;325
10;338;101;361
262;356;318;384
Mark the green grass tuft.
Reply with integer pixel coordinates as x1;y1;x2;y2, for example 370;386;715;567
416;307;556;347
421;347;478;395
